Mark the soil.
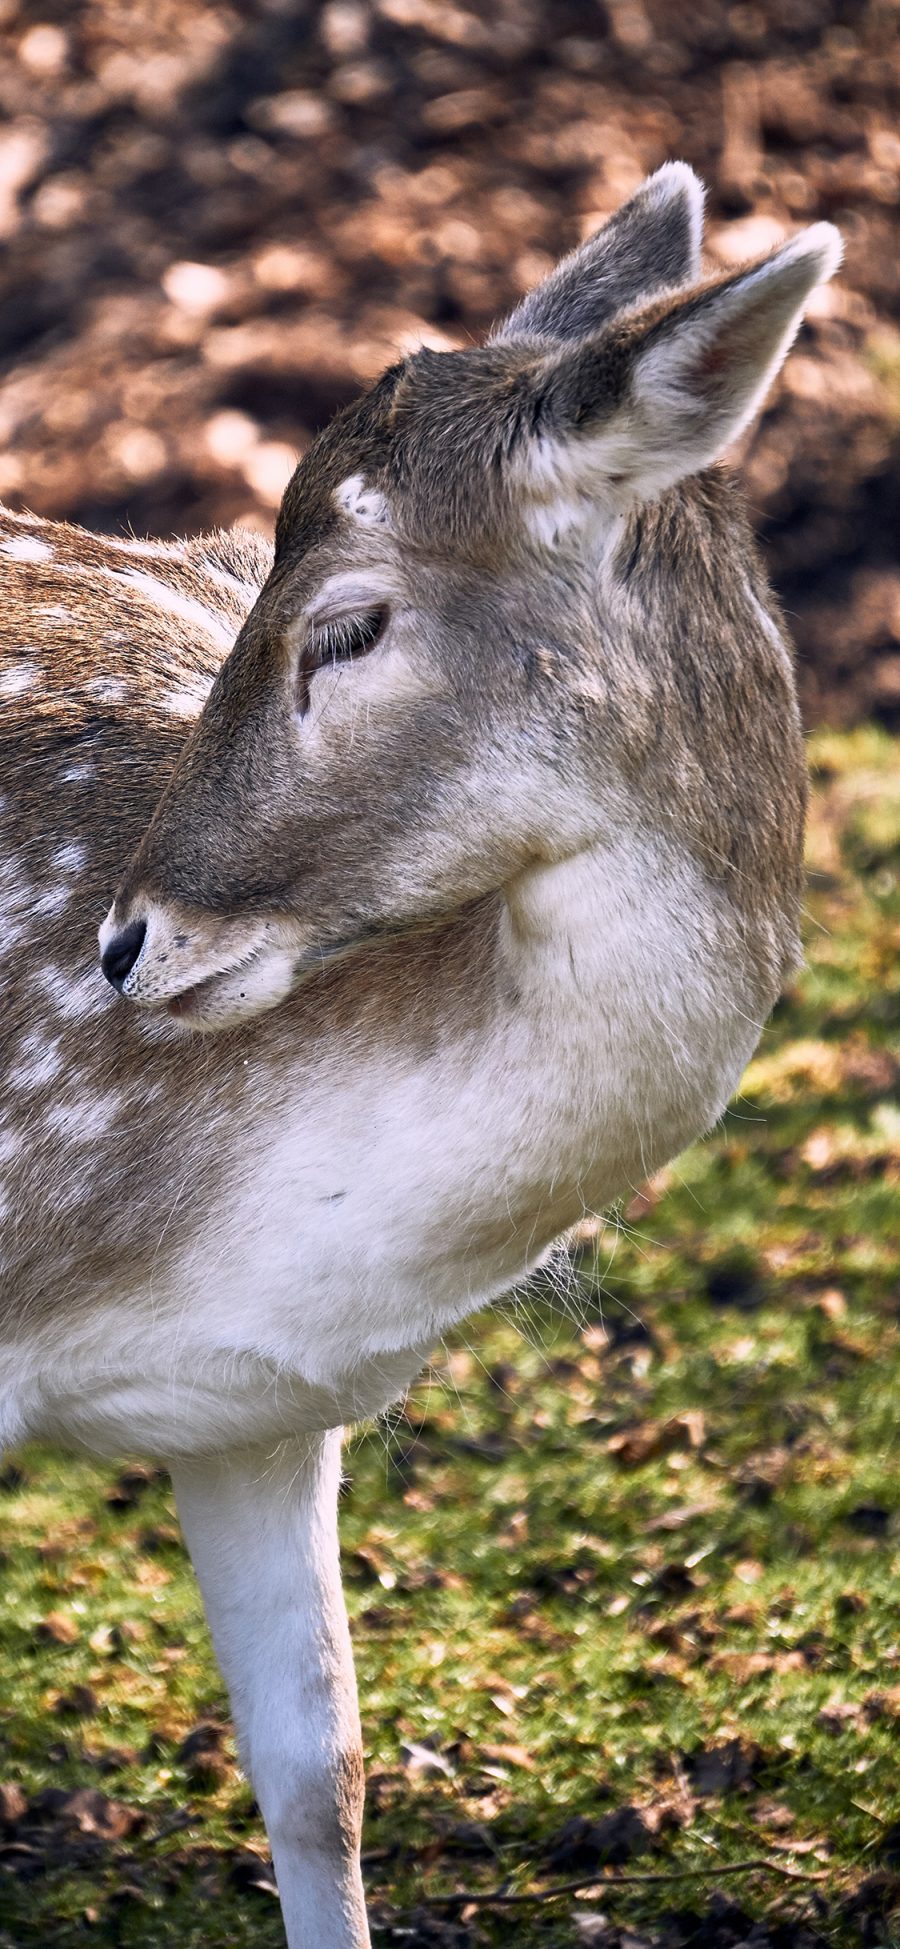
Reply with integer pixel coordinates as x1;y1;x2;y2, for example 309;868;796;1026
0;0;898;724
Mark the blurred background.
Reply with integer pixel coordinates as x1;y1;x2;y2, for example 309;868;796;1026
0;0;898;725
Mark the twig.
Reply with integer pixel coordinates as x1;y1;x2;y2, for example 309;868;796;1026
420;1856;831;1910
141;1811;194;1849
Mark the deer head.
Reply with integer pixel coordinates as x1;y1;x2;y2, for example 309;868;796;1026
99;166;840;1031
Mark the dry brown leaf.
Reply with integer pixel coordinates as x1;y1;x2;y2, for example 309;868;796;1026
35;1611;79;1646
0;1782;28;1825
477;1742;535;1771
606;1412;706;1467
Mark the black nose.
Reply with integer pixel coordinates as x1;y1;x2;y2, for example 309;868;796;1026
101;919;147;992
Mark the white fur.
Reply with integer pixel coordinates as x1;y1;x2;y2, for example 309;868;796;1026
114;569;236;651
36;963;112;1021
171;1437;369;1948
2;535;52;564
0;662;41;697
7;1031;63;1091
642;160;705;269
334;474;392;528
53;840;88;876
0;829;760;1949
32;882;71;917
160;681;213;717
83;675;129;705
746;582;792;674
303;570;396;623
2;782;764;1949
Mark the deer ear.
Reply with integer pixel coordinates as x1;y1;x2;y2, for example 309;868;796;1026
520;222;843;513
493;162;704;346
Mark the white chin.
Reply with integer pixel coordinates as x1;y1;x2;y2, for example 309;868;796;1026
164;948;298;1032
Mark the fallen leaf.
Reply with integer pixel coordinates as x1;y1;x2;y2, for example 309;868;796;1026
645;1500;717;1532
811;1286;848;1320
0;1783;27;1826
606;1412;705;1467
105;1464;164;1510
864;1687;900;1721
477;1743;535;1771
35;1611;79;1646
177;1722;230;1788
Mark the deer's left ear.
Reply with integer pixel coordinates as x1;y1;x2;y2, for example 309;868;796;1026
494;161;704;345
515;223;842;516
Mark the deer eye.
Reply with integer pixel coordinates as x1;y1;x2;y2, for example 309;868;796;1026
308;605;388;668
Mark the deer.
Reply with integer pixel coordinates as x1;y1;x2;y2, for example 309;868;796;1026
0;165;840;1946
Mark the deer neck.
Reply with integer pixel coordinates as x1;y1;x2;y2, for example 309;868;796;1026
494;828;764;1188
500;830;690;1010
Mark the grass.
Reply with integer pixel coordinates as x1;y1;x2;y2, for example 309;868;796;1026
1;726;899;1948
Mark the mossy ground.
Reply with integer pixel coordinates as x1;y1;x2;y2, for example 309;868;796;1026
1;729;898;1949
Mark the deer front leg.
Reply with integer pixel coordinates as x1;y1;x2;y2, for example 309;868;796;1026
170;1431;370;1949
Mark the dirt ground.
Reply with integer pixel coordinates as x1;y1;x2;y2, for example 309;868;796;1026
0;0;898;725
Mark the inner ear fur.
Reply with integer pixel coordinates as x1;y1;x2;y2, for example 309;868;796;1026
493;161;705;347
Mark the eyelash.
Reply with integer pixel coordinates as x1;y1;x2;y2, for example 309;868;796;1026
297;605;389;714
309;606;388;667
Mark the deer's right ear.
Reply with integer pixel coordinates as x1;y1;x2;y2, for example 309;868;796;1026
493;162;704;346
512;222;842;522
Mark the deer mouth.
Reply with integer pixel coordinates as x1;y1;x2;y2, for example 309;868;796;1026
163;924;405;1027
100;898;412;1033
158;940;300;1030
164;969;235;1021
100;900;301;1031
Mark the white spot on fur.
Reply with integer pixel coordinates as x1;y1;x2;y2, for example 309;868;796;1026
0;662;40;697
114;568;234;650
83;675;128;705
45;1089;125;1143
53;840;88;876
1;535;52;564
84;529;170;559
41;604;75;624
8;1031;63;1091
194;559;264;609
37;964;110;1020
33;883;71;917
61;760;94;784
334;474;391;528
160;679;213;718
